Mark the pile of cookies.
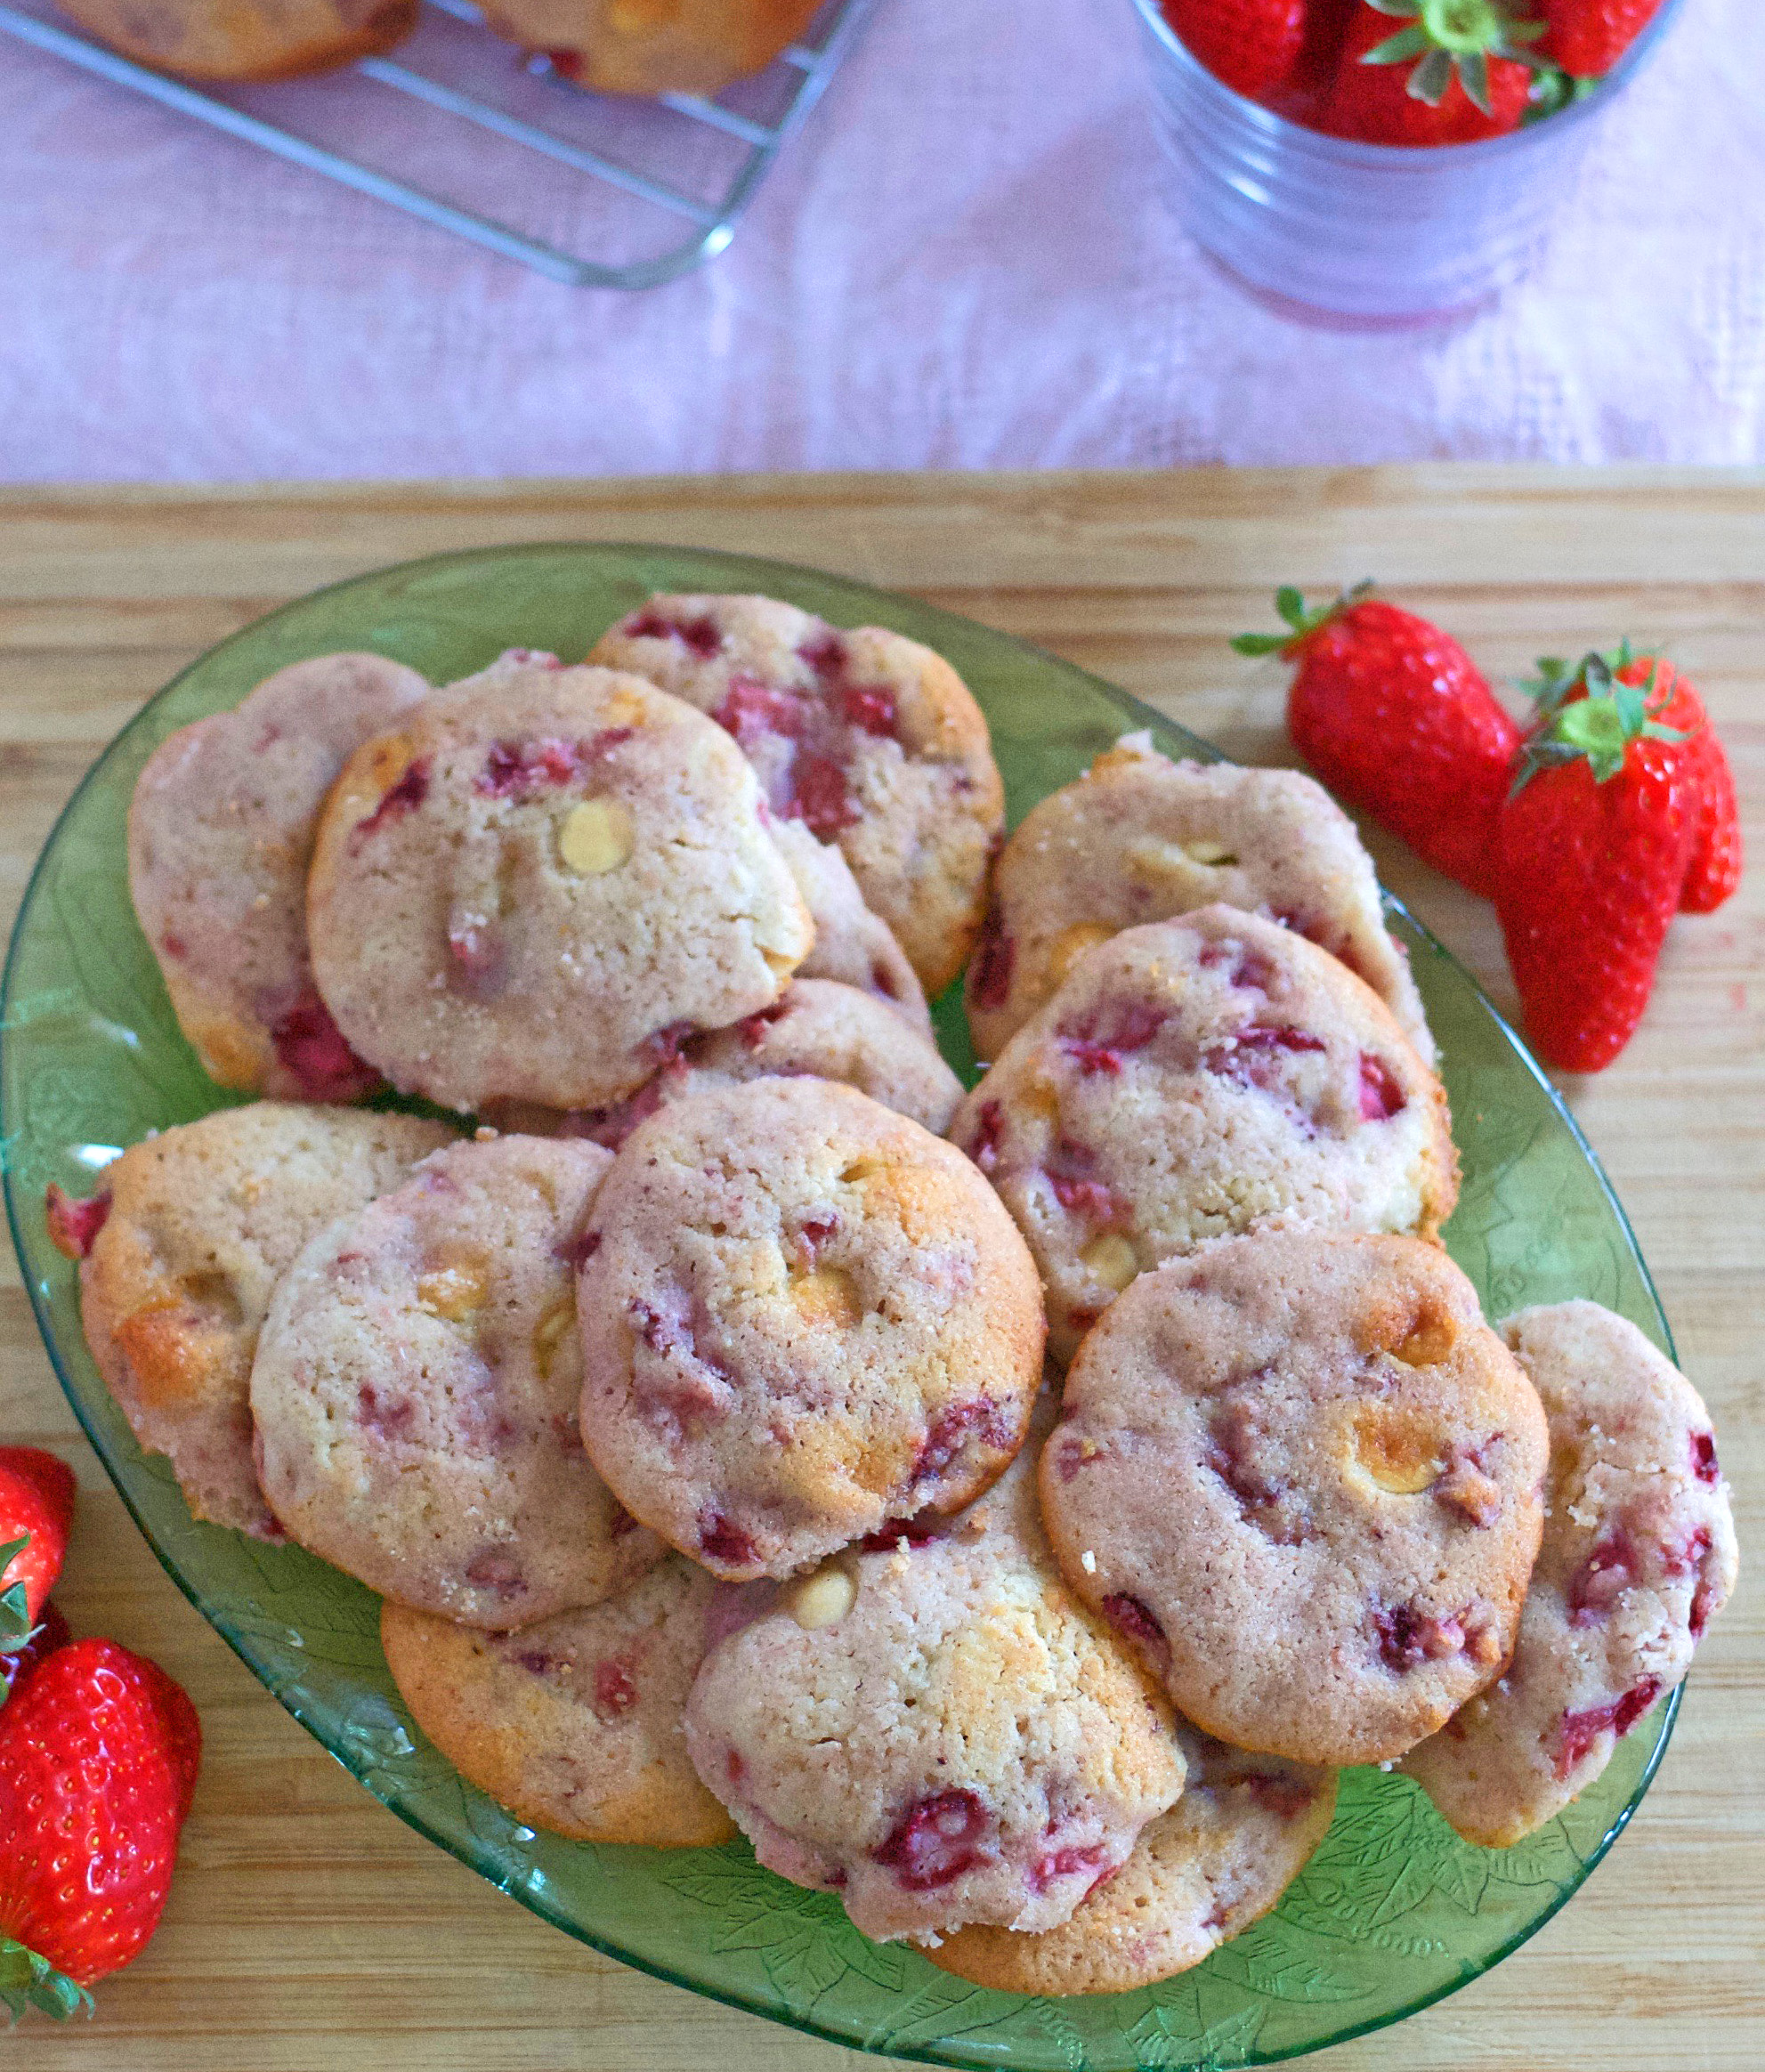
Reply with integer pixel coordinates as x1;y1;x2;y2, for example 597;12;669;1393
55;0;823;100
45;594;1737;1995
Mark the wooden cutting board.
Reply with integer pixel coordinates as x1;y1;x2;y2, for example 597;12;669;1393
0;468;1759;2072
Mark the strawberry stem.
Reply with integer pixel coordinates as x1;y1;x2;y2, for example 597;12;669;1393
1510;650;1691;792
1361;0;1546;111
1232;580;1375;658
0;1938;94;2024
0;1536;30;1652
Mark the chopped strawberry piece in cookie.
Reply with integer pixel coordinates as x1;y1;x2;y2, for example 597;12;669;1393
620;610;724;658
714;676;807;745
965;1099;1006;1174
593;1655;639;1720
1357;1053;1406;1120
913;1398;1013;1485
269;989;382;1102
1025;1841;1111;1895
1555;1677;1663;1779
1373;1600;1468;1672
1102;1593;1166;1651
870;1790;992;1890
791;753;859;838
45;1183;111;1261
698;1510;760;1572
968;906;1015;1013
1567;1529;1640;1626
1061;1000;1167;1076
349;756;430;847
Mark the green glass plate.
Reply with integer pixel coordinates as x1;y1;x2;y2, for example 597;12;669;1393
1;544;1680;2069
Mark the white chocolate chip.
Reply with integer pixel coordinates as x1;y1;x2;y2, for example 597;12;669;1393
557;797;635;876
791;1266;861;1329
417;1258;490;1320
1081;1231;1139;1291
1081;1549;1097;1574
530;1299;578;1379
1047;921;1114;989
786;1566;856;1630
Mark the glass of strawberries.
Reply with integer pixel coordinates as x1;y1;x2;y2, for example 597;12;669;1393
1132;0;1687;321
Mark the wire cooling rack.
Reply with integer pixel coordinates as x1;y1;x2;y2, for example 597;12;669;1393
0;0;875;286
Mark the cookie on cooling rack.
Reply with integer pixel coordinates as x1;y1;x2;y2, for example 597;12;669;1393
478;0;823;98
56;0;417;83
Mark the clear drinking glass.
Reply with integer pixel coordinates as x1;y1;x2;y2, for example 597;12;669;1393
1129;0;1688;323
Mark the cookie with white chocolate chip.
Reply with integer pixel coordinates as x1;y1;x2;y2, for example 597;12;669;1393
1040;1230;1549;1767
950;906;1457;1362
305;661;814;1113
682;1439;1185;1944
591;594;1003;997
965;733;1432;1064
252;1133;664;1625
577;1078;1046;1581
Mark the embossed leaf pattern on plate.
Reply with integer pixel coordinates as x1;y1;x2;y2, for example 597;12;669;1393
0;544;1680;2069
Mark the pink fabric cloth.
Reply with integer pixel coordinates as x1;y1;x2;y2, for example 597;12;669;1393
2;0;1761;480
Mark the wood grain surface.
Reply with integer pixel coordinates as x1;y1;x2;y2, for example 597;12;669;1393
0;468;1759;2071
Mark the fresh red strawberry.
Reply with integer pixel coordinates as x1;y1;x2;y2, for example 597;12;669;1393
1535;0;1664;76
1495;658;1700;1072
0;1639;198;2018
1621;659;1740;913
135;1659;203;1827
1323;0;1542;145
1262;0;1362;125
1235;582;1522;893
1162;0;1310;100
1526;648;1743;914
0;1451;76;1650
1;1602;70;1710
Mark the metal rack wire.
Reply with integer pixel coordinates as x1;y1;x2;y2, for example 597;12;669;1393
0;0;876;286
